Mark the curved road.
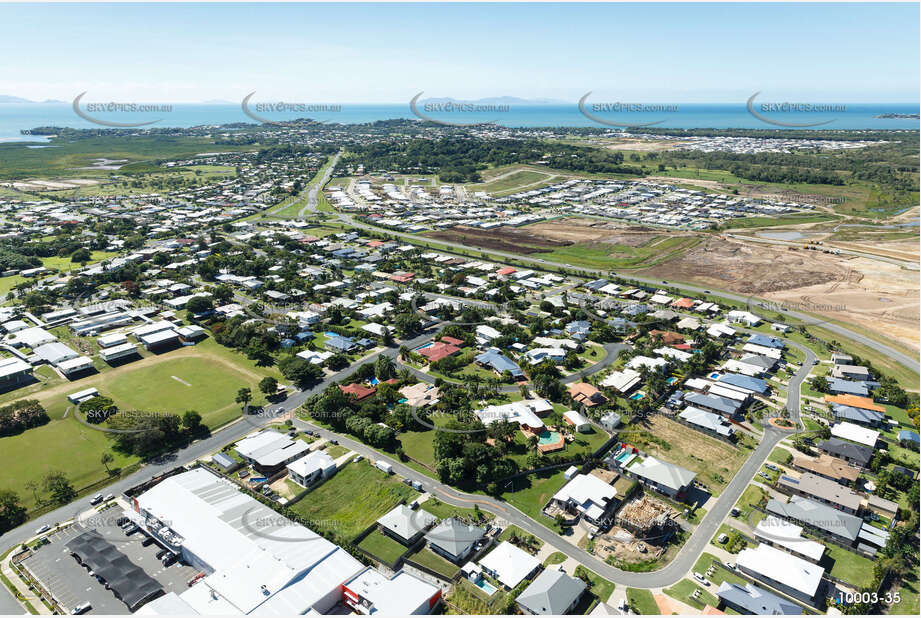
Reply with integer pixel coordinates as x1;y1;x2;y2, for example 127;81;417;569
336;213;919;373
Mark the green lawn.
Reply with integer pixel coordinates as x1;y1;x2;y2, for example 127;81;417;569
356;529;408;564
626;588;660;615
445;577;510;615
663;578;720;611
891;567;920;615
575;566;616;604
0;414;139;511
399;429;436;468
692;553;749;587
733;484;768;525
408;546;460;578
421;497;493;523
498;468;569;522
288;460;418;543
544;551;567;565
821;541;876;589
768;447;793;466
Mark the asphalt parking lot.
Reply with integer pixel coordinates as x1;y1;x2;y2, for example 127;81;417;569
21;512;198;614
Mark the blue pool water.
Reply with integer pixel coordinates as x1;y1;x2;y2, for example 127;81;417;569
475;578;498;595
629;392;645;400
537;430;562;446
708;372;721;379
666;377;678;385
615;451;634;464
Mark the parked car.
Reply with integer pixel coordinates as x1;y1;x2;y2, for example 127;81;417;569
89;494;103;505
71;602;92;615
124;524;139;535
156;549;170;560
104;494;114;501
161;553;178;567
35;524;50;535
141;537;156;547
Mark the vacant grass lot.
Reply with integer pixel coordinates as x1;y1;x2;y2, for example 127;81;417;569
408;546;460;578
620;415;747;495
288;461;418;543
537;235;701;271
733;484;768;525
821;541;876;589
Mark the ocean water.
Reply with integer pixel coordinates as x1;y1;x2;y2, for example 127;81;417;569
0;102;918;142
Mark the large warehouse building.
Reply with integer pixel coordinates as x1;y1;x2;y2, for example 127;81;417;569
130;467;438;615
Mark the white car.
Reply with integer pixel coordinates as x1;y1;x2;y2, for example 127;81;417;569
693;572;709;585
35;524;50;535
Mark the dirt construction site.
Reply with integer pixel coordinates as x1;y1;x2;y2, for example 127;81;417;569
590;495;679;565
639;234;920;350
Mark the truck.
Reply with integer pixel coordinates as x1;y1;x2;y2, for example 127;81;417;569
375;461;393;474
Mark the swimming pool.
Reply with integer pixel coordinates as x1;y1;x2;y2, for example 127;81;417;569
708;371;721;379
415;342;434;350
537;430;562;445
615;450;633;464
666;376;678;385
475;577;498;595
629;392;645;400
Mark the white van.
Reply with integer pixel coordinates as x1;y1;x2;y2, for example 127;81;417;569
72;602;92;614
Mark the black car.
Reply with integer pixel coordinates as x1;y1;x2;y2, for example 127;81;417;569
141;537;156;547
155;548;170;560
161;553;178;567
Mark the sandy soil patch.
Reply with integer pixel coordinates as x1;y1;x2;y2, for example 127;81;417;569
641;236;920;349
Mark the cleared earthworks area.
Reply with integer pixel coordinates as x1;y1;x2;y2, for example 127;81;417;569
425;218;701;270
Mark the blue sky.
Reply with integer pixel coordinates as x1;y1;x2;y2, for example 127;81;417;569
1;2;918;102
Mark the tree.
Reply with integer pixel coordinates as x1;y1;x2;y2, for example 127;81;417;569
258;376;279;397
809;375;829;393
100;452;114;475
70;247;91;265
42;470;76;505
279;356;324;386
0;490;27;534
236;388;252;409
80;396;117;424
375;355;396;381
182;410;202;431
186;295;213;315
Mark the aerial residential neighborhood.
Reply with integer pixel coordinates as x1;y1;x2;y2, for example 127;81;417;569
0;2;918;617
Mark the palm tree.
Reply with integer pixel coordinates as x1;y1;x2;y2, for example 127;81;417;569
101;452;114;475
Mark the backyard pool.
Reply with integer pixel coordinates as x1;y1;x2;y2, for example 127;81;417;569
475;577;498;595
537;430;562;445
708;371;721;379
666;376;678;385
629;392;646;400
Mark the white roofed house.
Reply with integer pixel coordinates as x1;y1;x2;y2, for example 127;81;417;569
736;543;825;603
563;410;592;433
477;541;541;590
286;450;337;488
550;473;618;524
377;504;437;546
625;456;697;499
424;518;486;564
600;368;641;393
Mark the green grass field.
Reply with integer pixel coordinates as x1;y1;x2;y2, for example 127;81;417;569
821;542;876;588
498;468;569;522
733;484;768;525
407;546;460;578
536;235;702;271
288;461;418;543
0;414;139;511
663;578;719;611
356;529;408;564
626;588;660;615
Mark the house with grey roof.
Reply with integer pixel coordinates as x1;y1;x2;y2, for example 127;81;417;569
766;495;863;546
424;518;486;564
625;455;696;499
717;581;802;615
817;438;873;468
515;568;586;615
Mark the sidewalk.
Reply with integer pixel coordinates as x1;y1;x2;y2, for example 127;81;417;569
1;553;52;615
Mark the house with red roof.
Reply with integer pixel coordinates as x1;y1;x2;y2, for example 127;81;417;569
340;383;377;401
496;267;517;276
390;272;415;283
417;341;461;363
671;298;695;310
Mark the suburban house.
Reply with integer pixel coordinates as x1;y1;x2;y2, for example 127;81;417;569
600;368;641;394
424;518;486;564
563;410;592;433
753;515;826;564
736;544;824;603
792;453;859;485
474;348;524;379
286;450;337;487
0;356;33;389
476;541;540;590
776;472;863;514
568;382;608;408
817;438;873;468
339;383;377;401
716;582;803;615
377;504;437;546
766;495;864;547
549;473;618;524
399;383;440;408
830;421;880;449
515;568;586;615
623;456;696;499
678;406;734;439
